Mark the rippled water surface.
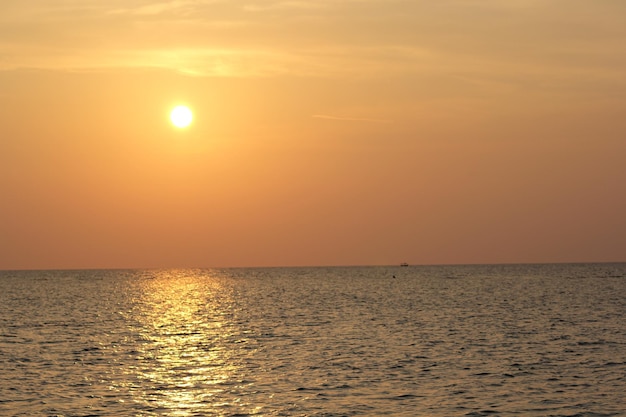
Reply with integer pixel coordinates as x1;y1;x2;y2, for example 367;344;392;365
1;264;625;416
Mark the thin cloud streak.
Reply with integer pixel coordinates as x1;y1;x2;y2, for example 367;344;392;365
312;114;392;124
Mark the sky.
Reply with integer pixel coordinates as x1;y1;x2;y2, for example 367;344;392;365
1;0;625;269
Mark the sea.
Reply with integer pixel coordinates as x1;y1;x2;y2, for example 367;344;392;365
0;263;624;417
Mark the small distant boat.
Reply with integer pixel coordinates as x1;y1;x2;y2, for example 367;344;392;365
400;263;409;267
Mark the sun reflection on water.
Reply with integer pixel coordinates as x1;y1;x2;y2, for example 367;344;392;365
127;269;243;415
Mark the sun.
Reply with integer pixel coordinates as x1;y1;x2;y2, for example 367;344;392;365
170;105;193;128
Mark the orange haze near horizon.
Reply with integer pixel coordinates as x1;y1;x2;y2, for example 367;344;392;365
1;1;625;269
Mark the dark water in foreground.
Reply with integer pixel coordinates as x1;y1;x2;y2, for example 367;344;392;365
0;264;625;416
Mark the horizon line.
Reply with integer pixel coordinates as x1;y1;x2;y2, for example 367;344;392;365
1;260;625;273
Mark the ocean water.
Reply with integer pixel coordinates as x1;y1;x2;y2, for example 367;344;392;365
0;264;624;417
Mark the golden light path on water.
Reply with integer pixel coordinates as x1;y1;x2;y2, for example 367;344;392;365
119;270;260;416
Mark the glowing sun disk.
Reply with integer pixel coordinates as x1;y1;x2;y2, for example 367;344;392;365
170;105;193;128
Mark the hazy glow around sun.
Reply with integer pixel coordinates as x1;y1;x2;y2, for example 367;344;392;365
170;105;193;128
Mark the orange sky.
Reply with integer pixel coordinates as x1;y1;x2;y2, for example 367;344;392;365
1;1;625;269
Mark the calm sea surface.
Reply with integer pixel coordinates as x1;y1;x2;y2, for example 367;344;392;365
0;264;624;416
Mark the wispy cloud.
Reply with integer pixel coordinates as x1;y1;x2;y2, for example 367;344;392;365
0;0;624;90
